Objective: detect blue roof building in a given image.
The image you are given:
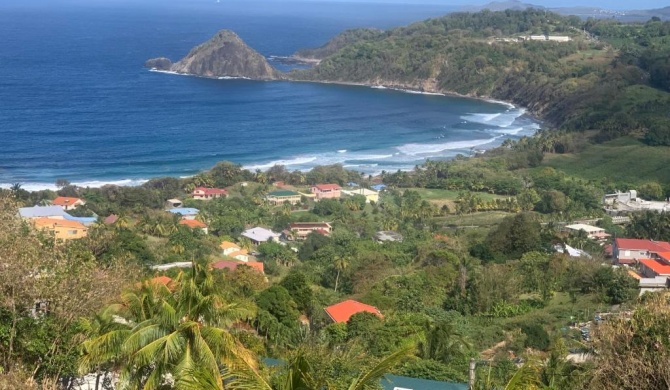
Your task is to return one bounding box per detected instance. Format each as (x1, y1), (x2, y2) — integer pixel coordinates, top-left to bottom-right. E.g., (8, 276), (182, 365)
(168, 208), (199, 216)
(19, 206), (69, 219)
(381, 375), (467, 390)
(371, 184), (387, 191)
(64, 214), (98, 226)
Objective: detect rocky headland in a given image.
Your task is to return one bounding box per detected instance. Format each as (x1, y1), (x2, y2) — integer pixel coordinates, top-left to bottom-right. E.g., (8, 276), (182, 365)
(145, 30), (283, 80)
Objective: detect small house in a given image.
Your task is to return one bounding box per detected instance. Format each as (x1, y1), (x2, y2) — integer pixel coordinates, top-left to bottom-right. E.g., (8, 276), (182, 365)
(266, 190), (302, 205)
(371, 184), (387, 191)
(288, 222), (333, 240)
(311, 184), (341, 200)
(33, 218), (88, 241)
(241, 227), (281, 245)
(52, 196), (86, 210)
(178, 219), (208, 234)
(192, 187), (227, 200)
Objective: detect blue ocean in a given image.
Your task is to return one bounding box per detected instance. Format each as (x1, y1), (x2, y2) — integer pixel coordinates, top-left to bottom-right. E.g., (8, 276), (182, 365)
(0, 0), (540, 190)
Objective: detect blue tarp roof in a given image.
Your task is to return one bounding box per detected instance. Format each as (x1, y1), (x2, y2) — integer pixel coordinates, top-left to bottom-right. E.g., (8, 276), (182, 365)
(371, 184), (387, 190)
(168, 208), (199, 215)
(381, 375), (468, 390)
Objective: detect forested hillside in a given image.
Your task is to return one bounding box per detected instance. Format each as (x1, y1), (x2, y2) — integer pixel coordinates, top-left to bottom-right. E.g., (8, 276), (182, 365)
(293, 10), (670, 146)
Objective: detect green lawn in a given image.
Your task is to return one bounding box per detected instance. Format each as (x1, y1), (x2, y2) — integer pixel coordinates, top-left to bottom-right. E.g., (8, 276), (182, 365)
(434, 211), (513, 228)
(542, 137), (670, 184)
(411, 188), (505, 201)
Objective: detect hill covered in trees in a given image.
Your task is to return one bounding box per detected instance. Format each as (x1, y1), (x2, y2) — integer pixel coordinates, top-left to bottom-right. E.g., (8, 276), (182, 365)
(292, 9), (670, 147)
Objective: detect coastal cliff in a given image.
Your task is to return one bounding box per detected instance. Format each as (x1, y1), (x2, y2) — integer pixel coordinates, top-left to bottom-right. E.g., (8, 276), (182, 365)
(146, 30), (282, 80)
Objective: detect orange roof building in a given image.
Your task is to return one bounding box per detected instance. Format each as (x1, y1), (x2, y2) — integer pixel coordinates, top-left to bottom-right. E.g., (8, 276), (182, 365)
(52, 196), (86, 210)
(640, 258), (670, 277)
(33, 218), (88, 241)
(179, 219), (207, 229)
(324, 299), (383, 323)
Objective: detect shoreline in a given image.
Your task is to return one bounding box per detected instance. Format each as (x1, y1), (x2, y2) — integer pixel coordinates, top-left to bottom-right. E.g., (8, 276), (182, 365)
(2, 71), (541, 191)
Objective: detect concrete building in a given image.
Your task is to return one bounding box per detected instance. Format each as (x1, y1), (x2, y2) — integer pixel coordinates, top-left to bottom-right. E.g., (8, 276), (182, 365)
(614, 238), (670, 265)
(342, 188), (379, 203)
(241, 227), (281, 245)
(192, 187), (227, 200)
(287, 222), (332, 240)
(266, 190), (302, 205)
(52, 196), (86, 210)
(311, 184), (341, 200)
(33, 218), (88, 241)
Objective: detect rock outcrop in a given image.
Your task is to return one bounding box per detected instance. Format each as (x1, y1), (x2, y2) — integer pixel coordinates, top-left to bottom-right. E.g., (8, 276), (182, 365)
(146, 30), (282, 80)
(144, 57), (172, 71)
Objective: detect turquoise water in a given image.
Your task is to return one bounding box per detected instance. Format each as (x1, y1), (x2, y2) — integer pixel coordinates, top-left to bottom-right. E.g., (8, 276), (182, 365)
(0, 0), (539, 190)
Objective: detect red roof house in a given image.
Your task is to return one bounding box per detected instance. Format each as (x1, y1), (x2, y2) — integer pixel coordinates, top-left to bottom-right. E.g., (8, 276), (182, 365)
(324, 299), (383, 323)
(179, 219), (208, 232)
(614, 238), (670, 265)
(52, 196), (86, 210)
(192, 187), (228, 200)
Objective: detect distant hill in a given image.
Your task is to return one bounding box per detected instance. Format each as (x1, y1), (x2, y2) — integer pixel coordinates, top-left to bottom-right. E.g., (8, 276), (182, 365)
(462, 1), (667, 20)
(462, 0), (544, 12)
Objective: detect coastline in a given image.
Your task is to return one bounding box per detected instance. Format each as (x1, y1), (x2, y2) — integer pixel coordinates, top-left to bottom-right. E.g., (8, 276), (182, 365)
(1, 71), (541, 191)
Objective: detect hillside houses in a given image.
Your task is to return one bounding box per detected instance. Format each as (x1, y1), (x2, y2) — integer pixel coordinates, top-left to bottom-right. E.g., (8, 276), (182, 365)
(19, 205), (95, 241)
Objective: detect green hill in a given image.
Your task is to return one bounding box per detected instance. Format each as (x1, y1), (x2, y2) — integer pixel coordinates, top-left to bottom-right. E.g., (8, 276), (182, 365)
(292, 10), (670, 147)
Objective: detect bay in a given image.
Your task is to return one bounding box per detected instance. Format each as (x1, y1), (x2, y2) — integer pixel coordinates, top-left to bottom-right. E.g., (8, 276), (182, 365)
(0, 0), (539, 190)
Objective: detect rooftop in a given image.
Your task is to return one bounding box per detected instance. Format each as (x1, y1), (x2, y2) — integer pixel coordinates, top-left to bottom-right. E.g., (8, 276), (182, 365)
(179, 219), (207, 228)
(565, 223), (604, 234)
(220, 241), (240, 250)
(33, 218), (87, 230)
(313, 184), (341, 191)
(324, 299), (383, 323)
(52, 196), (83, 206)
(268, 190), (300, 197)
(193, 187), (227, 195)
(640, 258), (670, 276)
(168, 208), (199, 215)
(289, 222), (332, 229)
(19, 205), (69, 219)
(616, 238), (670, 253)
(242, 227), (280, 242)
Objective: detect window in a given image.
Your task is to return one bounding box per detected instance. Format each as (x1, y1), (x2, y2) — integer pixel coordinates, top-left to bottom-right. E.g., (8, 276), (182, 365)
(67, 230), (77, 235)
(624, 251), (630, 257)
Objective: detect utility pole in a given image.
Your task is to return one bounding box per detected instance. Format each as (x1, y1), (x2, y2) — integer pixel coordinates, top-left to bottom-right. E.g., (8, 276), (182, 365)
(469, 358), (476, 390)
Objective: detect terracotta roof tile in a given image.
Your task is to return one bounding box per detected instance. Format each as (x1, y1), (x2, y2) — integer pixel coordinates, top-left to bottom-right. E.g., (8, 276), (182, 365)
(52, 196), (83, 206)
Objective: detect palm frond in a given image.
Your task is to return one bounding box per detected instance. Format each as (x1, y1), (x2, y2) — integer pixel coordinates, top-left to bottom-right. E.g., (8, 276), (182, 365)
(347, 345), (413, 390)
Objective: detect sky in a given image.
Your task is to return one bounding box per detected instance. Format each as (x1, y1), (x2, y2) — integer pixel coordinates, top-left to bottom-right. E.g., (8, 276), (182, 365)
(312, 0), (667, 10)
(3, 0), (666, 11)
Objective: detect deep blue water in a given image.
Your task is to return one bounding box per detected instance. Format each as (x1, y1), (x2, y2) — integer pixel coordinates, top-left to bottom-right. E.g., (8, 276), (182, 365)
(0, 0), (539, 190)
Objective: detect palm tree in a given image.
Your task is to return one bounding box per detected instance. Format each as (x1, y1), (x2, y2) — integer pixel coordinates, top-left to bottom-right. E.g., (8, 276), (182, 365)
(333, 256), (350, 293)
(418, 320), (471, 364)
(274, 345), (412, 390)
(79, 263), (265, 390)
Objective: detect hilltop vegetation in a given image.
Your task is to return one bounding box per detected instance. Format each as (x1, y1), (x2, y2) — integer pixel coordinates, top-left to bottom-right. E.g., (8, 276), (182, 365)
(292, 10), (670, 147)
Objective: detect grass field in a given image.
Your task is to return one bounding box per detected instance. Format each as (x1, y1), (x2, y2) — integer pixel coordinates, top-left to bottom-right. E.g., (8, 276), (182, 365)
(410, 188), (509, 210)
(434, 211), (513, 228)
(542, 137), (670, 184)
